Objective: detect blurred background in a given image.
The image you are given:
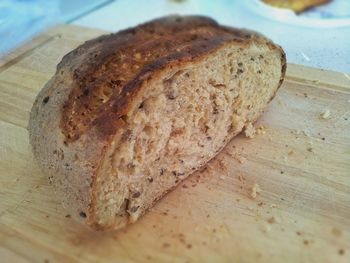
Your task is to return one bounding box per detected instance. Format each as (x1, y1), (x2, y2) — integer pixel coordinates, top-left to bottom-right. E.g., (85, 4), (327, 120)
(1, 0), (350, 72)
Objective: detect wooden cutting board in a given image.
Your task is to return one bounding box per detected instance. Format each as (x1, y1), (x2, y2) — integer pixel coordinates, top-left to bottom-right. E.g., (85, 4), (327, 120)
(0, 24), (349, 263)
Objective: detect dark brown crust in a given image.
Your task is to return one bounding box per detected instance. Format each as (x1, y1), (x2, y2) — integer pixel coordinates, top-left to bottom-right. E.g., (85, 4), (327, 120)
(59, 16), (274, 143)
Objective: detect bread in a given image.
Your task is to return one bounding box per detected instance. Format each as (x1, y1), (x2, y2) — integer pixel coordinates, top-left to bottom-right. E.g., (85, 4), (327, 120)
(262, 0), (331, 13)
(28, 15), (286, 230)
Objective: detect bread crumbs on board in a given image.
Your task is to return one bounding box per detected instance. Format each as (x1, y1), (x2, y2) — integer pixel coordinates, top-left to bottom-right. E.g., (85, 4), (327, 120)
(244, 123), (256, 138)
(244, 123), (266, 138)
(267, 216), (281, 224)
(228, 152), (245, 163)
(235, 154), (247, 164)
(320, 109), (331, 119)
(218, 159), (227, 171)
(256, 125), (266, 135)
(251, 183), (261, 198)
(223, 150), (246, 164)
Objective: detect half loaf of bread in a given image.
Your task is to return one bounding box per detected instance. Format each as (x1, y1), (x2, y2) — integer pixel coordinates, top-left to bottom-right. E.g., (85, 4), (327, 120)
(29, 15), (286, 230)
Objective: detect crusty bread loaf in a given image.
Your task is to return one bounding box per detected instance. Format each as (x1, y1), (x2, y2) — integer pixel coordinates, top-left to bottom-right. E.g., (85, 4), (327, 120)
(28, 15), (286, 230)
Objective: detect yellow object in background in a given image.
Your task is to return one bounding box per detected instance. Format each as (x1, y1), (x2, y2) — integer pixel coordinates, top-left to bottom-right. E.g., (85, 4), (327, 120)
(262, 0), (331, 13)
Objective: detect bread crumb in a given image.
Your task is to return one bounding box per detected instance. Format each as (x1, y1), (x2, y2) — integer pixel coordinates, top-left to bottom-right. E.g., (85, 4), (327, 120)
(302, 130), (310, 137)
(270, 204), (277, 208)
(332, 227), (342, 237)
(320, 109), (331, 119)
(244, 123), (266, 138)
(225, 150), (246, 164)
(234, 153), (246, 164)
(267, 216), (280, 224)
(251, 183), (261, 199)
(218, 159), (226, 170)
(256, 125), (266, 135)
(292, 129), (301, 135)
(219, 175), (225, 180)
(244, 123), (256, 138)
(261, 223), (271, 233)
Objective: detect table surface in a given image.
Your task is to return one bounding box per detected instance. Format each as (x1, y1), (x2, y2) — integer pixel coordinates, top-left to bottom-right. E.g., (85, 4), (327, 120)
(72, 0), (350, 73)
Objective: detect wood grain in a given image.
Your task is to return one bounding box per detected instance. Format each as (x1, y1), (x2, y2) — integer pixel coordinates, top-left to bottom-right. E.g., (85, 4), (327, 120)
(0, 24), (349, 263)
